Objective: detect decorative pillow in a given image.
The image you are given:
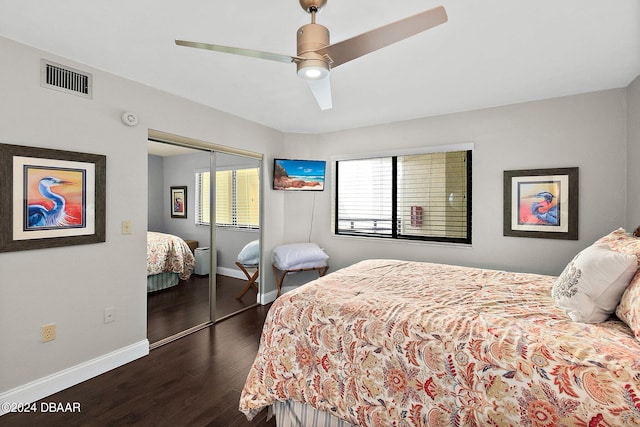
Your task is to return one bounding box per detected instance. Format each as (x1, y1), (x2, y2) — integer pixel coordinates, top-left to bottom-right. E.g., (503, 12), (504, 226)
(272, 243), (329, 271)
(594, 228), (640, 261)
(551, 243), (638, 323)
(237, 240), (260, 266)
(616, 271), (640, 339)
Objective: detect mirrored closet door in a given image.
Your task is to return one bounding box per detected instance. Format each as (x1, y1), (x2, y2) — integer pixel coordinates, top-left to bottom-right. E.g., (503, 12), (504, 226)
(146, 135), (261, 347)
(213, 152), (261, 321)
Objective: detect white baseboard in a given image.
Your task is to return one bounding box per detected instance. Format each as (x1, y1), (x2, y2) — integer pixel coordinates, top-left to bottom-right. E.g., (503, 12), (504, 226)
(0, 339), (149, 416)
(217, 266), (246, 280)
(261, 290), (278, 305)
(218, 266), (277, 304)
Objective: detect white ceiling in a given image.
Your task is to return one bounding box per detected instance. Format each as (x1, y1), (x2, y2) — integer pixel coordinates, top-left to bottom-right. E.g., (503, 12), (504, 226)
(1, 0), (638, 134)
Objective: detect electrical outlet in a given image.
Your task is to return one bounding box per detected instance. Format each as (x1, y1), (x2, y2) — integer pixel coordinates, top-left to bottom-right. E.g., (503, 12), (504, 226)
(104, 307), (115, 324)
(41, 323), (56, 342)
(121, 220), (132, 235)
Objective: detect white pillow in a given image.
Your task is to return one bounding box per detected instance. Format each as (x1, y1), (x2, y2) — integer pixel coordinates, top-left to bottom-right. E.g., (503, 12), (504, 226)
(272, 243), (329, 270)
(237, 240), (260, 266)
(551, 243), (638, 323)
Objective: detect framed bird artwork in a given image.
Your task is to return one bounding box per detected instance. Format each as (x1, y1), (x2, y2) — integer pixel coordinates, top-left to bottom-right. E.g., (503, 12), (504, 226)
(0, 143), (106, 252)
(503, 167), (579, 240)
(170, 186), (187, 219)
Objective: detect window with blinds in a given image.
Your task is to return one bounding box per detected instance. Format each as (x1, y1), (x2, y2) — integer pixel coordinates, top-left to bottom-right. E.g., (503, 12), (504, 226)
(195, 170), (211, 226)
(215, 170), (232, 225)
(195, 168), (260, 229)
(235, 168), (260, 227)
(336, 149), (471, 243)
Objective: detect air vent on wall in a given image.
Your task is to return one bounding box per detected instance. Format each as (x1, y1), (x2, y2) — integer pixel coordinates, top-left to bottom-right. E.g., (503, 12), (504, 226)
(40, 59), (92, 98)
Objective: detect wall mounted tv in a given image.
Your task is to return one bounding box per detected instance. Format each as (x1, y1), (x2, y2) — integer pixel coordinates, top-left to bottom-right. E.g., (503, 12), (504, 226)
(273, 158), (326, 191)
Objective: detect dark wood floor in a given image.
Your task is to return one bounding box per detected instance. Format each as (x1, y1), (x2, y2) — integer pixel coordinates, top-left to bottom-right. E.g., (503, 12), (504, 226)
(2, 304), (277, 426)
(214, 274), (260, 319)
(148, 274), (259, 344)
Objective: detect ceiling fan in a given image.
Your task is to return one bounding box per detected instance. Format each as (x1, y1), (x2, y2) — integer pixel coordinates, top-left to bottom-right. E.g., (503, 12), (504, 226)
(175, 0), (447, 110)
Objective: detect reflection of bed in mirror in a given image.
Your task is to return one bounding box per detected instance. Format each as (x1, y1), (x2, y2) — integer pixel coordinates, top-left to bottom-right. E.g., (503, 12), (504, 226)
(146, 231), (195, 292)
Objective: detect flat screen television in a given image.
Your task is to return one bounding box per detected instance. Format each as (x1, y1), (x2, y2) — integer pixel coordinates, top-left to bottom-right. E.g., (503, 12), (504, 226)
(273, 158), (326, 191)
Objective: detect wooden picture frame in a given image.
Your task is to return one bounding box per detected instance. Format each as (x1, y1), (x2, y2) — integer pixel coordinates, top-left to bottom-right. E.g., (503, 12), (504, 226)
(0, 143), (106, 252)
(170, 186), (187, 219)
(503, 167), (578, 240)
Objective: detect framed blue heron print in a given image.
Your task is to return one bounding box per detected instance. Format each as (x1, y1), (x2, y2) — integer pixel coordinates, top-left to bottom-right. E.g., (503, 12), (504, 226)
(503, 167), (578, 240)
(0, 143), (106, 252)
(24, 167), (87, 230)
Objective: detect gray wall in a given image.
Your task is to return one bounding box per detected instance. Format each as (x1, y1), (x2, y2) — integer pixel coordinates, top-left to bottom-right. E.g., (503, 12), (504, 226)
(282, 89), (630, 276)
(160, 150), (211, 244)
(627, 75), (640, 227)
(147, 154), (164, 232)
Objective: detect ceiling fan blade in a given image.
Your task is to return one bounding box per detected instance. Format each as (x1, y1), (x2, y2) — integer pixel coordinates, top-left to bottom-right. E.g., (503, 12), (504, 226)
(175, 40), (296, 64)
(317, 6), (447, 68)
(306, 76), (332, 110)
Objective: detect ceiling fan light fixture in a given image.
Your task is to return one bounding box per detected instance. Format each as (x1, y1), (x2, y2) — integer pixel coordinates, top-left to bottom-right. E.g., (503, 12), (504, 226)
(296, 23), (331, 81)
(297, 62), (329, 80)
(303, 67), (323, 79)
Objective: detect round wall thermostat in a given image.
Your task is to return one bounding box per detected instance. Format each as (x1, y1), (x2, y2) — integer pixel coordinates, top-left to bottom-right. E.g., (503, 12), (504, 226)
(121, 112), (139, 126)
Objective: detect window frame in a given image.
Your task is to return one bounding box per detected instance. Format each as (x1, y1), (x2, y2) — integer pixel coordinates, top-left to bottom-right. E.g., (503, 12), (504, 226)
(332, 143), (473, 245)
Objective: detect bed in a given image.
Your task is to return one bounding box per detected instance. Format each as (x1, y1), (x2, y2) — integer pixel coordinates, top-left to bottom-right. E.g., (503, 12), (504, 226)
(240, 228), (640, 426)
(147, 231), (196, 292)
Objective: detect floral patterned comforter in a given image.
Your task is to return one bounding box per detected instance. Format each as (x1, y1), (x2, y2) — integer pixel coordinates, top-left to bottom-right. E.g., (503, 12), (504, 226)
(240, 259), (640, 426)
(146, 232), (195, 280)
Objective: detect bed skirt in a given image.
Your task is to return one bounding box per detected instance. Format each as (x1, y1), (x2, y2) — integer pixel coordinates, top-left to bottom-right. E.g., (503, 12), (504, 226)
(273, 401), (356, 427)
(147, 272), (179, 292)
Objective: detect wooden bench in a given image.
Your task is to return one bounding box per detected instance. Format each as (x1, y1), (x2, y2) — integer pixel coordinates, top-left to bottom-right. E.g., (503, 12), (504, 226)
(272, 264), (329, 297)
(235, 262), (259, 299)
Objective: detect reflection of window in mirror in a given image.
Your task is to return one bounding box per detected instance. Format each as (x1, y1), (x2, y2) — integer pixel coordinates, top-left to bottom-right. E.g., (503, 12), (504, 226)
(195, 168), (260, 229)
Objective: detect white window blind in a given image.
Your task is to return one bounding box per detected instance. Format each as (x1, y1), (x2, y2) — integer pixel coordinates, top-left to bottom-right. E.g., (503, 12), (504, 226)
(336, 157), (393, 235)
(215, 170), (232, 226)
(336, 149), (471, 243)
(196, 168), (259, 229)
(195, 170), (210, 226)
(235, 168), (260, 227)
